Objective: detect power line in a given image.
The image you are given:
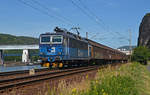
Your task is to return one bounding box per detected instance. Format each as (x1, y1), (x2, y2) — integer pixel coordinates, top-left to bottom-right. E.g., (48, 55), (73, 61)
(31, 0), (74, 26)
(18, 0), (122, 45)
(77, 0), (108, 30)
(69, 0), (127, 47)
(68, 0), (105, 38)
(69, 0), (110, 32)
(68, 0), (117, 40)
(68, 0), (101, 26)
(78, 0), (127, 41)
(18, 0), (73, 26)
(19, 0), (99, 39)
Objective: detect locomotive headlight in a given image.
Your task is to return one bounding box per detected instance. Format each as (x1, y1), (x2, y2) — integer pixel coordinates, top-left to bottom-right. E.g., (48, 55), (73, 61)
(58, 52), (61, 55)
(40, 52), (44, 55)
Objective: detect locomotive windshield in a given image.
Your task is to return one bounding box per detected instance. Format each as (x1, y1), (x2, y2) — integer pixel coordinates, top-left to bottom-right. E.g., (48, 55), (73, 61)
(41, 36), (50, 43)
(40, 35), (63, 44)
(52, 36), (62, 43)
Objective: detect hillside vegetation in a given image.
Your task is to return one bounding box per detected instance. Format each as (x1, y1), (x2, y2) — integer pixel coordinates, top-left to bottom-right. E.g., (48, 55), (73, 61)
(0, 33), (38, 45)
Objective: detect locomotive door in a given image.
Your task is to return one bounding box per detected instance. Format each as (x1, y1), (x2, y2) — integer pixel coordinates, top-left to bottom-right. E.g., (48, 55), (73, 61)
(64, 37), (69, 55)
(88, 45), (93, 58)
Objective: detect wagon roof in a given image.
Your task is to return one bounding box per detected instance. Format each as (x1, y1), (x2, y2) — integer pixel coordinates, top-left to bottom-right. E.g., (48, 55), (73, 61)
(86, 38), (125, 54)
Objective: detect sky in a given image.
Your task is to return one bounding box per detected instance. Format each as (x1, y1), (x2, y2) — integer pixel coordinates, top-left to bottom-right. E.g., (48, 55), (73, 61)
(0, 0), (150, 48)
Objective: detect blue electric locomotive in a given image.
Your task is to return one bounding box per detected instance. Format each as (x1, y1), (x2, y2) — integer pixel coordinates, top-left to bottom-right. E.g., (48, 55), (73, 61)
(39, 27), (91, 68)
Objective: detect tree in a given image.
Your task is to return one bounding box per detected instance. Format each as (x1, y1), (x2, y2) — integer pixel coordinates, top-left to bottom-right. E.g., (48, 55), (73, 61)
(132, 46), (150, 65)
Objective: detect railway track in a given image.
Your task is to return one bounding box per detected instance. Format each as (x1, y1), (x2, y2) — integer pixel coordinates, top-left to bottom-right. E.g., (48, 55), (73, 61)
(0, 68), (60, 80)
(0, 68), (49, 76)
(0, 66), (99, 93)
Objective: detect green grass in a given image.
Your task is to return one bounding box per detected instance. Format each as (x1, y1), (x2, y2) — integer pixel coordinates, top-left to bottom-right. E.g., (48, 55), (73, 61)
(44, 63), (150, 95)
(86, 75), (138, 95)
(84, 63), (150, 95)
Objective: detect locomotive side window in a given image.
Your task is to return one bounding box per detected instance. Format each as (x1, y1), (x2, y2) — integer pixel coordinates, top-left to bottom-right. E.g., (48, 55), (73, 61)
(89, 47), (91, 57)
(41, 36), (50, 43)
(52, 36), (63, 44)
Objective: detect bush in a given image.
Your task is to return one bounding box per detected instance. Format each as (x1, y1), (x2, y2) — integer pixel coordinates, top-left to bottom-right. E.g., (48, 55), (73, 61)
(86, 75), (138, 95)
(132, 46), (150, 65)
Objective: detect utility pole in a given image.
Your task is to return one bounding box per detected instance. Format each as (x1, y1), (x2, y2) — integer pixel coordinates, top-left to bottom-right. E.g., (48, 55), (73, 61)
(129, 29), (132, 61)
(86, 32), (88, 39)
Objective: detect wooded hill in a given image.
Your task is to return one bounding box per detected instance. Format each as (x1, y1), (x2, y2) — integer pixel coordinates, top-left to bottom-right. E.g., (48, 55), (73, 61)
(0, 33), (38, 45)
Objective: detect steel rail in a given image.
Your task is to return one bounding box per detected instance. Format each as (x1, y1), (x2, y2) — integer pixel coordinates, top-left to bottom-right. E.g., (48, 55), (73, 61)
(0, 68), (50, 76)
(0, 66), (98, 92)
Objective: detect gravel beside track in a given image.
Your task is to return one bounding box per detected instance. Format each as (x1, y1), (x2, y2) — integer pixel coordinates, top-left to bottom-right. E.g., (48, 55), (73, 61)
(0, 68), (49, 76)
(0, 66), (99, 93)
(0, 68), (58, 80)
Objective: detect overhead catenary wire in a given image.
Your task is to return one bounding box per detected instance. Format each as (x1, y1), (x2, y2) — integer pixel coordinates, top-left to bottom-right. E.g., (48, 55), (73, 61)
(69, 0), (111, 33)
(77, 0), (108, 30)
(18, 0), (92, 36)
(18, 0), (73, 26)
(30, 0), (101, 38)
(18, 0), (122, 45)
(31, 0), (75, 26)
(77, 0), (128, 43)
(68, 0), (118, 40)
(68, 0), (103, 27)
(67, 0), (104, 38)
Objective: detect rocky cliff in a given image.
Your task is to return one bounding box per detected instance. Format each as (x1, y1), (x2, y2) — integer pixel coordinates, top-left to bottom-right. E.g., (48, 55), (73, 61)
(138, 13), (150, 48)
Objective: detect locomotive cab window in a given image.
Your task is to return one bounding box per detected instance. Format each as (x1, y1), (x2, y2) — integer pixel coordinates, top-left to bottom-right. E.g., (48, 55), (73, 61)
(40, 36), (51, 43)
(52, 36), (63, 44)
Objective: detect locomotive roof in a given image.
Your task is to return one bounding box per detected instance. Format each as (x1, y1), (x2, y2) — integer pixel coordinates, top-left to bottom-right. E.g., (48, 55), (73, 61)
(40, 30), (88, 43)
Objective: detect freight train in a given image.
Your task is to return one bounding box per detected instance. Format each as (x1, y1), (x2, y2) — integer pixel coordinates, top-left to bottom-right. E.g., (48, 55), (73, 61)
(39, 27), (128, 68)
